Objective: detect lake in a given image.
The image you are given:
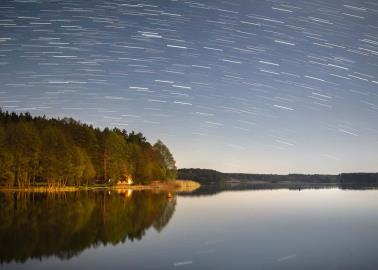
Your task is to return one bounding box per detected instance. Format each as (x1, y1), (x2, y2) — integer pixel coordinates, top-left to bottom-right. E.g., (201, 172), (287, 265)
(1, 188), (378, 269)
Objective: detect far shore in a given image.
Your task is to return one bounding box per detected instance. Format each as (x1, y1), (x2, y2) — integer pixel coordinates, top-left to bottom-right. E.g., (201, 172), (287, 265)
(0, 180), (201, 193)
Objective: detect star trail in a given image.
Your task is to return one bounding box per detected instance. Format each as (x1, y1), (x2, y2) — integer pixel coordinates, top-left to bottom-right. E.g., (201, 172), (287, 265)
(0, 0), (377, 173)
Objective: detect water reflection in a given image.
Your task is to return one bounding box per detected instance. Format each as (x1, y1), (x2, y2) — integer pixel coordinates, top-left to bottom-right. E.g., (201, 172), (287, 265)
(0, 190), (176, 263)
(181, 182), (378, 196)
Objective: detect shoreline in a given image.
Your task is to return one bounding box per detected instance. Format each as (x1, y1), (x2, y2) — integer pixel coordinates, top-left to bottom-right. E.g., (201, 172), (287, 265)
(0, 180), (201, 193)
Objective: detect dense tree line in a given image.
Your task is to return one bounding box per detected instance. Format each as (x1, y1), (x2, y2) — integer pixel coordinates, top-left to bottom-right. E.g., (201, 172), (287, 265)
(179, 169), (378, 196)
(339, 173), (378, 189)
(0, 109), (177, 187)
(178, 168), (378, 186)
(178, 168), (227, 185)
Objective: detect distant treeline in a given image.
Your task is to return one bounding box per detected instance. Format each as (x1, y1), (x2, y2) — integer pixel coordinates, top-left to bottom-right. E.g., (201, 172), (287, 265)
(178, 168), (378, 186)
(0, 110), (177, 188)
(178, 169), (227, 184)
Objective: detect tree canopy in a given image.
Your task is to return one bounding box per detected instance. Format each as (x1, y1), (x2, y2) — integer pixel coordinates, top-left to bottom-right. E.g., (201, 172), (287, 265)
(0, 109), (177, 187)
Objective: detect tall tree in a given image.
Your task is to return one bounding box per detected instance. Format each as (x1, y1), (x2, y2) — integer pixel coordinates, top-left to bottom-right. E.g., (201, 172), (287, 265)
(7, 122), (41, 187)
(103, 130), (132, 184)
(153, 140), (177, 180)
(0, 126), (14, 187)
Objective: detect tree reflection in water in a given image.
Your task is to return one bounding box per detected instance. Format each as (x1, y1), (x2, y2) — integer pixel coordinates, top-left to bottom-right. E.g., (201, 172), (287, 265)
(0, 190), (176, 263)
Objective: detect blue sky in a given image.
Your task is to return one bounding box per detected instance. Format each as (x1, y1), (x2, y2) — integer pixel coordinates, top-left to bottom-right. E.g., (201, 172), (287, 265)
(0, 0), (377, 173)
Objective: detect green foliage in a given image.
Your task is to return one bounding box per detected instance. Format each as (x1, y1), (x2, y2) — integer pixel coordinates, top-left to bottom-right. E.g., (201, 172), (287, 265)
(153, 140), (177, 180)
(0, 110), (176, 187)
(0, 127), (14, 186)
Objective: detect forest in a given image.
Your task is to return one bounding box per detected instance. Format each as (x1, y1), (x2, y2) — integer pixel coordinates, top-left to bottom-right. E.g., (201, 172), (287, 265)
(178, 169), (378, 187)
(0, 109), (177, 188)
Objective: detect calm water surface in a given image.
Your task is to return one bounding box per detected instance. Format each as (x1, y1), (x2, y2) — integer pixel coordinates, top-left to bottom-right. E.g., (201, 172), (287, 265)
(1, 188), (378, 270)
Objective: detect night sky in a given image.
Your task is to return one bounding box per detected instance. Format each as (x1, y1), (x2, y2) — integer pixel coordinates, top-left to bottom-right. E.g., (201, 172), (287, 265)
(1, 0), (377, 174)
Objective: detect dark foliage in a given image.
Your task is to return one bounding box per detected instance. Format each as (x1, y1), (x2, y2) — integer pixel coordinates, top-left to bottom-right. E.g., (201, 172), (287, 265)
(178, 168), (378, 186)
(339, 173), (378, 188)
(177, 168), (227, 185)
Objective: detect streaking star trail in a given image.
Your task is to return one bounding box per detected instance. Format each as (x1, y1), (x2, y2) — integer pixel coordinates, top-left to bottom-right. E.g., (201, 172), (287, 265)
(0, 0), (377, 173)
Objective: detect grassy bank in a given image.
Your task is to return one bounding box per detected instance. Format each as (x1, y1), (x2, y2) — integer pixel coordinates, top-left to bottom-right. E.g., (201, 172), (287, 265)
(112, 180), (200, 192)
(173, 180), (201, 192)
(0, 180), (201, 193)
